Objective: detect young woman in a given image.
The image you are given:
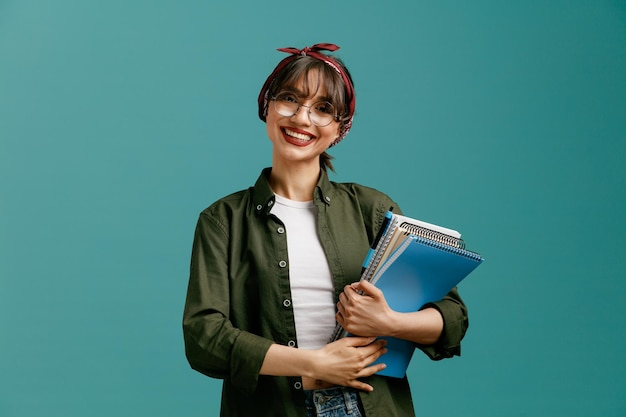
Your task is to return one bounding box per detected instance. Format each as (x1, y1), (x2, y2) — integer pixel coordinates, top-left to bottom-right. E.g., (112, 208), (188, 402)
(183, 43), (468, 417)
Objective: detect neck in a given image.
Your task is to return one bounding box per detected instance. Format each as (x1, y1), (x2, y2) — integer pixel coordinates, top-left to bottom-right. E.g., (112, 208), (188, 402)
(269, 161), (321, 201)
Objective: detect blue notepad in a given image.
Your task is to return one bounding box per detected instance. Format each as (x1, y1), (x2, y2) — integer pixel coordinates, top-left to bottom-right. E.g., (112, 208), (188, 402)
(370, 234), (483, 377)
(329, 212), (484, 378)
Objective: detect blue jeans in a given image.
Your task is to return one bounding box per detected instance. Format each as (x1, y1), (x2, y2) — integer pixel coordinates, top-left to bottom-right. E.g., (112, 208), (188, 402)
(304, 387), (365, 417)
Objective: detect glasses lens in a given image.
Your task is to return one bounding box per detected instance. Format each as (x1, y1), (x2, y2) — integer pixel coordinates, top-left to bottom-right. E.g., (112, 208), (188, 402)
(310, 102), (335, 127)
(273, 93), (299, 117)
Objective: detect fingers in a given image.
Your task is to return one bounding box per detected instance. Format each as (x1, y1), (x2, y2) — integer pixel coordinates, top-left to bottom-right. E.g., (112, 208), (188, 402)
(349, 380), (375, 392)
(338, 281), (381, 309)
(352, 280), (382, 298)
(338, 286), (354, 305)
(340, 283), (361, 302)
(323, 337), (388, 392)
(346, 349), (388, 393)
(335, 292), (350, 328)
(336, 284), (360, 323)
(363, 339), (388, 364)
(342, 337), (388, 364)
(341, 336), (377, 347)
(334, 336), (387, 364)
(360, 362), (387, 379)
(334, 299), (359, 333)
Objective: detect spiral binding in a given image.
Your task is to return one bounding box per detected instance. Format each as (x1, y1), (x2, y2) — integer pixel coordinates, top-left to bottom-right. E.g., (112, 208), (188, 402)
(360, 218), (401, 283)
(408, 234), (483, 262)
(399, 222), (466, 249)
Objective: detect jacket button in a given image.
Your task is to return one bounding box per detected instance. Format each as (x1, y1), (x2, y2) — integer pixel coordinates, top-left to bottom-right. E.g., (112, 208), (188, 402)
(256, 204), (262, 211)
(277, 227), (285, 234)
(283, 299), (291, 308)
(288, 340), (296, 347)
(294, 381), (302, 390)
(278, 260), (287, 268)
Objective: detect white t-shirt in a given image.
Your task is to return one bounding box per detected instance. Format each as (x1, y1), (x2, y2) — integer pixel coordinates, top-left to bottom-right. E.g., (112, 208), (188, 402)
(270, 194), (336, 350)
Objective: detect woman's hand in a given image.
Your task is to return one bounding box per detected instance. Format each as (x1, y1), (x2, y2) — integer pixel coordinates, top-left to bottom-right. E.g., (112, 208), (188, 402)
(336, 280), (396, 337)
(310, 336), (387, 392)
(260, 335), (387, 392)
(336, 280), (445, 346)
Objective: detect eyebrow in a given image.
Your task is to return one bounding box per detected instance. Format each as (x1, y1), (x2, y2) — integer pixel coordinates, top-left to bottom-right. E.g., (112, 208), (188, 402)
(281, 86), (332, 103)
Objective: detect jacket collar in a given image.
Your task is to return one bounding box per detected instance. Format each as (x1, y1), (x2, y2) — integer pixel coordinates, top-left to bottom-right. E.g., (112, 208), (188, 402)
(252, 167), (334, 216)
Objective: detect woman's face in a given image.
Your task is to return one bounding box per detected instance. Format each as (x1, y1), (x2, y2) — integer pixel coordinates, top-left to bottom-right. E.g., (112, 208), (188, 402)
(266, 71), (341, 168)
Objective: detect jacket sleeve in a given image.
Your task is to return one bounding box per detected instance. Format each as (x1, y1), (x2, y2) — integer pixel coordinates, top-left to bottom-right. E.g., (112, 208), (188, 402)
(182, 211), (274, 394)
(417, 287), (468, 360)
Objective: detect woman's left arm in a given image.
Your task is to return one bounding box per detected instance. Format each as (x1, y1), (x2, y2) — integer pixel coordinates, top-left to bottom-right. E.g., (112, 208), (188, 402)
(336, 280), (468, 357)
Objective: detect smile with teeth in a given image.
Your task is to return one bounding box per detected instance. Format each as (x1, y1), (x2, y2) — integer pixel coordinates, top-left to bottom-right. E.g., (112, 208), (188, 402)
(283, 128), (315, 143)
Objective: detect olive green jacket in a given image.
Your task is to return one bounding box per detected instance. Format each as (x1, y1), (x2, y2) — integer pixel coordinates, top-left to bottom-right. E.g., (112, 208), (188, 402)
(183, 168), (468, 416)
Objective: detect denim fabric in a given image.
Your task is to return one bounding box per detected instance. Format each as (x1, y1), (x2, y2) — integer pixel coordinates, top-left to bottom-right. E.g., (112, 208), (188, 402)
(305, 387), (364, 417)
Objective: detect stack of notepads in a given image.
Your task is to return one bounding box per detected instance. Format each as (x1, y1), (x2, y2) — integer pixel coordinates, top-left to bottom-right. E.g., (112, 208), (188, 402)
(329, 210), (484, 378)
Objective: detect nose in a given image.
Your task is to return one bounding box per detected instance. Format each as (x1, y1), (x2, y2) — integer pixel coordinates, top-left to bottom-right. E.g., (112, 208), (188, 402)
(291, 104), (312, 125)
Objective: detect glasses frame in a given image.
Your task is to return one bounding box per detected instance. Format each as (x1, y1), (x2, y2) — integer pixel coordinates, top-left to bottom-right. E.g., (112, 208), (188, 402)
(271, 93), (340, 127)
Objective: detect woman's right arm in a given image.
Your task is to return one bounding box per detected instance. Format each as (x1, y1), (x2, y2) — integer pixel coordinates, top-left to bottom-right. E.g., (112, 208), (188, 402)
(183, 211), (275, 391)
(260, 337), (388, 392)
(184, 211), (388, 393)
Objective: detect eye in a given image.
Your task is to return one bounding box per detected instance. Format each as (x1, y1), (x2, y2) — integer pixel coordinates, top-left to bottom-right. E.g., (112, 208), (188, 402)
(314, 101), (334, 115)
(277, 93), (298, 104)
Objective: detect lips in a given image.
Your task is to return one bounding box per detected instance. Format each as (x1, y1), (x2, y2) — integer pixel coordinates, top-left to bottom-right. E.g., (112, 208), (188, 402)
(281, 127), (316, 146)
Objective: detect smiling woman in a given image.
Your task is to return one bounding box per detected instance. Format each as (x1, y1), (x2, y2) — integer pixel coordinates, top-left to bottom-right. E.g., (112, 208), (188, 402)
(264, 71), (343, 180)
(182, 43), (468, 417)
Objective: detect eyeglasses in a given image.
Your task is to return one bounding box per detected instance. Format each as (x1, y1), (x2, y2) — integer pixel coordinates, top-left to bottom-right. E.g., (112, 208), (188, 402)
(271, 92), (338, 127)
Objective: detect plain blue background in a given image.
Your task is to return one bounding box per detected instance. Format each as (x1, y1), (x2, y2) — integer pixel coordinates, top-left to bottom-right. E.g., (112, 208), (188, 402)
(1, 1), (625, 416)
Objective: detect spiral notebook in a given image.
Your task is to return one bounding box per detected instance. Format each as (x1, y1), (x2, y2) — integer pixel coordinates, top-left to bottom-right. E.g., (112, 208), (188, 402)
(330, 210), (484, 378)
